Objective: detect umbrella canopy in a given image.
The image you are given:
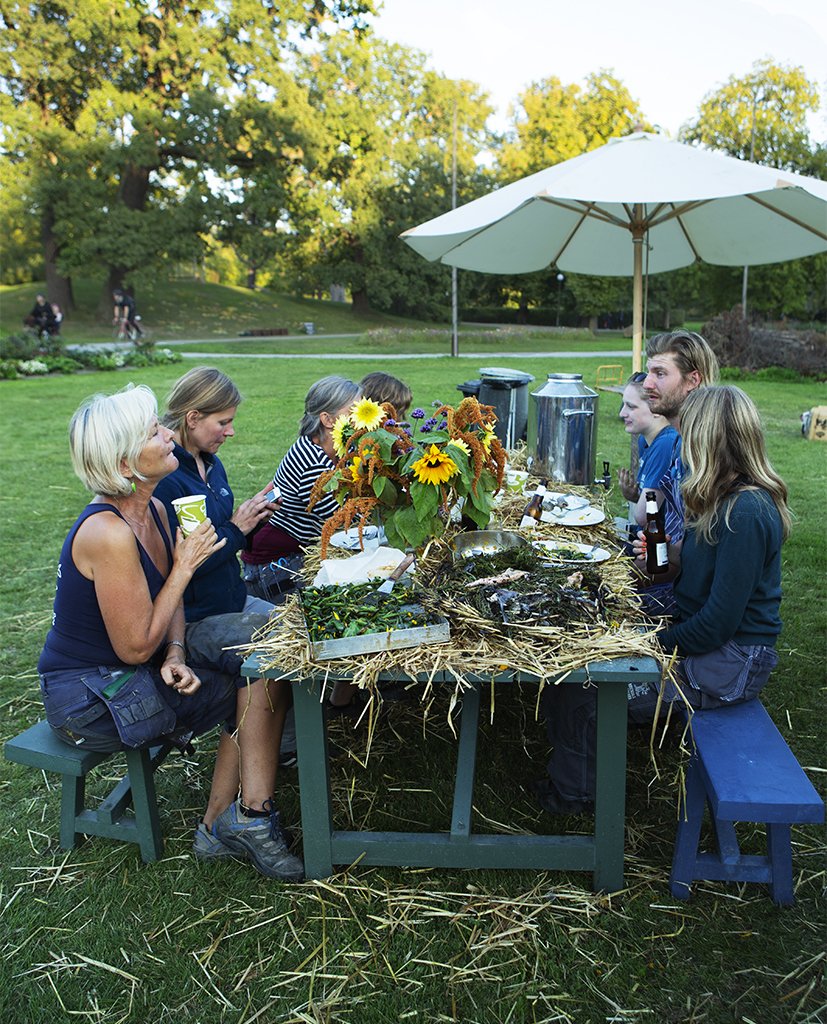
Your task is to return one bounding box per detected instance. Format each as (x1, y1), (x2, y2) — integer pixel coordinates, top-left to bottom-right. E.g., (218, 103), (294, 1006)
(401, 132), (827, 367)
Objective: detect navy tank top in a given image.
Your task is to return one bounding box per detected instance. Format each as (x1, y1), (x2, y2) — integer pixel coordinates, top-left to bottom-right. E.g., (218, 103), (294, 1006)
(38, 502), (173, 673)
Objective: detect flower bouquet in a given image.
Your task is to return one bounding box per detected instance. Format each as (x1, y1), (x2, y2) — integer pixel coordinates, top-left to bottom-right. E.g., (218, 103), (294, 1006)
(309, 397), (506, 554)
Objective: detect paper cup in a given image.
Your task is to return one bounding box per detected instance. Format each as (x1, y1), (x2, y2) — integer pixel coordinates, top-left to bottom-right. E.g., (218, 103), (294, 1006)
(171, 494), (207, 536)
(506, 470), (528, 493)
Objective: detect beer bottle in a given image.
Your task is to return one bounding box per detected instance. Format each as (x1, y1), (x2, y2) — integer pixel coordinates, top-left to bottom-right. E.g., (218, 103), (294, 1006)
(520, 479), (547, 529)
(644, 490), (669, 575)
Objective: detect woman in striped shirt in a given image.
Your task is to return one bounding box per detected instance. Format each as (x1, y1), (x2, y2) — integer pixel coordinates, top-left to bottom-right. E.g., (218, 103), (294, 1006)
(243, 376), (360, 567)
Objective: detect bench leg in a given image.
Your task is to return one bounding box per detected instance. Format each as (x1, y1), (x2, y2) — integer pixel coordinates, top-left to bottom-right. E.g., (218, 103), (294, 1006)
(60, 774), (85, 850)
(767, 824), (794, 905)
(124, 748), (164, 863)
(670, 757), (706, 899)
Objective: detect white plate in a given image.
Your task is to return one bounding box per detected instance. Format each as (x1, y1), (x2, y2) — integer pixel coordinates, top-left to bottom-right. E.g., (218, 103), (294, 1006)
(329, 525), (386, 550)
(544, 491), (590, 512)
(533, 539), (611, 563)
(551, 506), (606, 527)
(522, 488), (589, 512)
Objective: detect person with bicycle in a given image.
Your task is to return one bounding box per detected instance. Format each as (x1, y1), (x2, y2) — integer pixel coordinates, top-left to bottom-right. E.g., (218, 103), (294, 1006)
(113, 289), (144, 340)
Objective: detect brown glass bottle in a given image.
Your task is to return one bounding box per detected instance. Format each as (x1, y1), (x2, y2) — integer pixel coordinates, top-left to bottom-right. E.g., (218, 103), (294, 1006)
(644, 490), (669, 574)
(520, 479), (547, 528)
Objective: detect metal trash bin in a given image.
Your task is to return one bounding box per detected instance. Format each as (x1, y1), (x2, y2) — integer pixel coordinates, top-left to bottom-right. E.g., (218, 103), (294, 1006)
(478, 367), (535, 449)
(456, 379), (482, 399)
(527, 373), (598, 485)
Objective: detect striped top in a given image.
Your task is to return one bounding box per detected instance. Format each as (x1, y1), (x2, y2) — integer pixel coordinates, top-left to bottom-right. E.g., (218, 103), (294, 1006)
(269, 435), (338, 546)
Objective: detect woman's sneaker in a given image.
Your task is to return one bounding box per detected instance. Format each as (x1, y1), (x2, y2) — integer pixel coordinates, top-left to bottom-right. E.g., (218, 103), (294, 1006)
(214, 799), (303, 881)
(192, 820), (237, 860)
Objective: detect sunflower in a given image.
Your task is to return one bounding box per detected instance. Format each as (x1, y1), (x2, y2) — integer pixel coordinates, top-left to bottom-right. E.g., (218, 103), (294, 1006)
(447, 437), (471, 456)
(331, 415), (352, 458)
(349, 456), (362, 480)
(411, 444), (459, 486)
(350, 398), (385, 432)
(480, 423), (497, 452)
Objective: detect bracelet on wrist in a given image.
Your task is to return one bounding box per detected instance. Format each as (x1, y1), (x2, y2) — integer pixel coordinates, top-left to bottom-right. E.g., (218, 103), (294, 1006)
(166, 639), (186, 656)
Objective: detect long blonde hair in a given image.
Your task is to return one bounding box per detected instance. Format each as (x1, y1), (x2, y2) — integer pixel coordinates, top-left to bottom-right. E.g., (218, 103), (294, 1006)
(680, 385), (790, 544)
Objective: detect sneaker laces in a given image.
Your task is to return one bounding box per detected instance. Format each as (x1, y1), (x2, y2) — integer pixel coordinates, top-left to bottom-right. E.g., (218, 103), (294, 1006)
(261, 798), (282, 842)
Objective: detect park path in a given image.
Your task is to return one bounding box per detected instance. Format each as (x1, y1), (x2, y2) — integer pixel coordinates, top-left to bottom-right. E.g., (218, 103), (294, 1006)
(172, 349), (631, 360)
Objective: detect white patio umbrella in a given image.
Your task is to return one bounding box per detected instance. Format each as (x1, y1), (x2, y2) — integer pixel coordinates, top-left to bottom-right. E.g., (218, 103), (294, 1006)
(401, 132), (827, 369)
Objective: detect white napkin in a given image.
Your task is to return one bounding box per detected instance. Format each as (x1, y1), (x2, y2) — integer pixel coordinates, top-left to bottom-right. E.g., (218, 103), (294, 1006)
(312, 546), (410, 587)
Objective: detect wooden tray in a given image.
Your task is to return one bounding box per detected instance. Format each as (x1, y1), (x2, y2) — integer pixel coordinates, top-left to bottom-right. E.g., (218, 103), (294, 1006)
(303, 615), (450, 661)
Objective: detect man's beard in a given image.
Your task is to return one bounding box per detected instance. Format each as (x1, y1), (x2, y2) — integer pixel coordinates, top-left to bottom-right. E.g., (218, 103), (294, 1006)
(648, 389), (684, 420)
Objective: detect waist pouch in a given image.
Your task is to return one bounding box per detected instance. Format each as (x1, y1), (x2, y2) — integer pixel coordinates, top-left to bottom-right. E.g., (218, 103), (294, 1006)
(683, 639), (778, 708)
(81, 665), (177, 749)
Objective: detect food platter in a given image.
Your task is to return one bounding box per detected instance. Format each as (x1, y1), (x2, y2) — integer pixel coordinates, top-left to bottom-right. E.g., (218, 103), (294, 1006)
(548, 506), (606, 528)
(521, 488), (590, 513)
(532, 539), (611, 564)
(329, 525), (386, 550)
(544, 491), (590, 512)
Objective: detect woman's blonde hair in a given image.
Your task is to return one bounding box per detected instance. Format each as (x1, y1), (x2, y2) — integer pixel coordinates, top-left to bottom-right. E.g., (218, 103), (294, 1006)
(69, 384), (158, 496)
(680, 385), (790, 544)
(162, 367), (242, 446)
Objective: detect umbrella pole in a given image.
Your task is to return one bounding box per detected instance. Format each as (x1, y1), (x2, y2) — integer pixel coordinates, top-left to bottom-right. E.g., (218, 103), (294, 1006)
(632, 219), (644, 372)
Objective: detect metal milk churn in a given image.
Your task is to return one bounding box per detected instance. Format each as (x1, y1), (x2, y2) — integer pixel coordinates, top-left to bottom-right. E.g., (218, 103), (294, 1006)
(526, 373), (598, 485)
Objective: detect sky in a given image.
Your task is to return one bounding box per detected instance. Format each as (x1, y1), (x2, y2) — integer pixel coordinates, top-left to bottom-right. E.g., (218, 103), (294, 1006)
(366, 0), (827, 142)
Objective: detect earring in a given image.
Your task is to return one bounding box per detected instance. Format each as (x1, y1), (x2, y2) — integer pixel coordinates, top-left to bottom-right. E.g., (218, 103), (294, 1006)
(131, 480), (137, 493)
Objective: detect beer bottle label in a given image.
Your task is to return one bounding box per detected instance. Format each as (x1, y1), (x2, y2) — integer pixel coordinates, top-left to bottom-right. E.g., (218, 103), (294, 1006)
(654, 542), (668, 568)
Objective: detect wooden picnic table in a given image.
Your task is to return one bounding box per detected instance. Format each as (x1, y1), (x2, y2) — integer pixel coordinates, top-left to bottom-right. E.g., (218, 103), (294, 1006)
(242, 649), (660, 892)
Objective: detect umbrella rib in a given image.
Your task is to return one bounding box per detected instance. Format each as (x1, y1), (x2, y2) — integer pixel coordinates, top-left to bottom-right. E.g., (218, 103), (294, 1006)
(745, 193), (827, 242)
(538, 195), (628, 229)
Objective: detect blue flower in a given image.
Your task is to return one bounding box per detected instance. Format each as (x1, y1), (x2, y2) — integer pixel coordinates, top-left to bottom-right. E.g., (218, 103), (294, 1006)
(431, 400), (443, 408)
(422, 417), (438, 430)
(385, 419), (396, 427)
(420, 424), (432, 433)
(411, 408), (425, 419)
(438, 419), (447, 430)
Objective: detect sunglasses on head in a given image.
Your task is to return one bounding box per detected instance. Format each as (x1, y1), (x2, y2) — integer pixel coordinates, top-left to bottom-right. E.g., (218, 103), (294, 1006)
(629, 372), (647, 383)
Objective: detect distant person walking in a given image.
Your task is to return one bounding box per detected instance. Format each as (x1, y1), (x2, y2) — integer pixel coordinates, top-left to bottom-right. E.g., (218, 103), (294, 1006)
(113, 289), (144, 339)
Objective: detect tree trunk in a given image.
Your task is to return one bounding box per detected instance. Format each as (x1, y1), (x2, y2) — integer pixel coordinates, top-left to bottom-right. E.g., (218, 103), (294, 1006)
(41, 207), (75, 311)
(351, 288), (371, 314)
(517, 293), (528, 324)
(589, 315), (598, 332)
(99, 163), (152, 316)
(246, 267), (257, 290)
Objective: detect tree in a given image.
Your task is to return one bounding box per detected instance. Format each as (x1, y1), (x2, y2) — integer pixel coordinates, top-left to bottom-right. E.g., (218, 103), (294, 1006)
(0, 0), (375, 308)
(680, 59), (821, 170)
(681, 60), (825, 321)
(498, 69), (650, 180)
(286, 32), (495, 316)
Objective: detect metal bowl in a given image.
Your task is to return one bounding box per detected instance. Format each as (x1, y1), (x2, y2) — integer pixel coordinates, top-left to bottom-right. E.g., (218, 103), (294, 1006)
(451, 529), (529, 561)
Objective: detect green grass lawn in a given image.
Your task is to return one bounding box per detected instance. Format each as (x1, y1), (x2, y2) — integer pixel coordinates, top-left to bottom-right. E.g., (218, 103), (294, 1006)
(1, 354), (825, 1024)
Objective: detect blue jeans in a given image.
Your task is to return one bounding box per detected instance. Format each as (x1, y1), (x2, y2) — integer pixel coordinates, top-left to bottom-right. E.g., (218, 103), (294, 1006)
(40, 663), (237, 753)
(542, 641), (778, 802)
(184, 595), (274, 675)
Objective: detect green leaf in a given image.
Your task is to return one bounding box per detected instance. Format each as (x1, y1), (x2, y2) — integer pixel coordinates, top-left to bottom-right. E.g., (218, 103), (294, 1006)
(411, 479), (438, 522)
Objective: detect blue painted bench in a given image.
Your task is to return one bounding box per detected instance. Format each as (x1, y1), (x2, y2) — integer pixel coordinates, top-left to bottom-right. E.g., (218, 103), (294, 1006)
(670, 699), (824, 905)
(4, 720), (172, 863)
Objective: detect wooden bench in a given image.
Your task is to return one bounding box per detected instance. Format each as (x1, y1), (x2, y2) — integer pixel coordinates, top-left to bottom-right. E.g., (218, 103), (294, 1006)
(670, 699), (824, 905)
(4, 720), (172, 863)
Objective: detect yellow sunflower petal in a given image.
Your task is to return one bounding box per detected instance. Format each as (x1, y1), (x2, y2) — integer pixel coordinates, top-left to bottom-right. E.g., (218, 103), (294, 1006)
(447, 437), (471, 456)
(331, 415), (351, 458)
(351, 398), (385, 432)
(411, 444), (459, 486)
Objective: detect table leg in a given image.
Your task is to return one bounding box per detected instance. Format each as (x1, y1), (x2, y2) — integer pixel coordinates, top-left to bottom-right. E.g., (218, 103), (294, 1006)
(450, 681), (480, 841)
(592, 679), (628, 892)
(292, 678), (334, 878)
